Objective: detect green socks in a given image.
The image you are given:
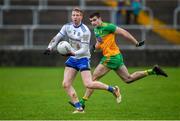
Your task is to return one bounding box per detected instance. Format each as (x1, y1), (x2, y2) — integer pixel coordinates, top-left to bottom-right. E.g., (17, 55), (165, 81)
(146, 69), (156, 75)
(80, 97), (87, 106)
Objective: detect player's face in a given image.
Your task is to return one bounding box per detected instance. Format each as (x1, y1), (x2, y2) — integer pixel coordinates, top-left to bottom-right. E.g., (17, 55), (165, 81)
(71, 11), (83, 26)
(89, 16), (102, 27)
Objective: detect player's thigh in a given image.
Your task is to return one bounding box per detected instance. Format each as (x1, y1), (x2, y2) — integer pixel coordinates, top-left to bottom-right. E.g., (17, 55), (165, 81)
(93, 64), (111, 81)
(63, 67), (77, 86)
(115, 65), (130, 80)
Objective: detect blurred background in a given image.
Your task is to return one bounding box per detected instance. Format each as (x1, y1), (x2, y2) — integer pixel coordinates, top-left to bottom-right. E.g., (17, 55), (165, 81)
(0, 0), (180, 67)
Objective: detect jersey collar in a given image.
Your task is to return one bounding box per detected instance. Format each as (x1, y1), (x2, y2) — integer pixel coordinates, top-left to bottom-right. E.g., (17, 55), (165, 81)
(73, 22), (82, 28)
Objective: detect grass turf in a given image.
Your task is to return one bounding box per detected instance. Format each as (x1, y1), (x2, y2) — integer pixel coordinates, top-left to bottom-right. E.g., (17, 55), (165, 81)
(0, 67), (180, 120)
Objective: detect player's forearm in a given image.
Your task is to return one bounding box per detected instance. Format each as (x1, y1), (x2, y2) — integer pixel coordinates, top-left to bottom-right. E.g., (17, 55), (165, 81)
(124, 32), (138, 45)
(116, 27), (138, 46)
(74, 44), (89, 55)
(48, 33), (63, 50)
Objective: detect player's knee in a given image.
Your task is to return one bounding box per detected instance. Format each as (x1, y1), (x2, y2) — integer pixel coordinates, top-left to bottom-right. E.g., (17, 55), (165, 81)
(84, 82), (94, 89)
(62, 81), (71, 89)
(122, 76), (133, 84)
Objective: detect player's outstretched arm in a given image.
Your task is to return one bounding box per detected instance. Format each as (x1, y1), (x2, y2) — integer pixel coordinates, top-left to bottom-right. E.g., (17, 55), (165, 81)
(48, 33), (63, 50)
(44, 32), (64, 55)
(115, 27), (140, 46)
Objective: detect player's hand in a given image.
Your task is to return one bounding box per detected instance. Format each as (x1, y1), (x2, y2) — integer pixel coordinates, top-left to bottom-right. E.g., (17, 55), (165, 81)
(61, 52), (75, 56)
(43, 49), (51, 55)
(136, 41), (145, 47)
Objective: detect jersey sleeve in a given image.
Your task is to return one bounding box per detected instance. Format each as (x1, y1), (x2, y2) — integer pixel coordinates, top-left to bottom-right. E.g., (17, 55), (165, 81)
(59, 25), (67, 36)
(47, 32), (63, 50)
(105, 23), (116, 33)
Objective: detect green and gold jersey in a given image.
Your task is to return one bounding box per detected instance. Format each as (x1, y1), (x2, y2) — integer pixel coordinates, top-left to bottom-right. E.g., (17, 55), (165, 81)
(94, 22), (120, 57)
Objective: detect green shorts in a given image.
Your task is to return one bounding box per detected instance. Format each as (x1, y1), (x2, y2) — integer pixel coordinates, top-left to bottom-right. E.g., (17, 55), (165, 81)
(100, 54), (124, 70)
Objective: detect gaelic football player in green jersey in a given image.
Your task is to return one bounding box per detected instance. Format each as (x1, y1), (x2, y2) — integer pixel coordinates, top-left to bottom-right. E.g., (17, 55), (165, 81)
(69, 12), (168, 109)
(79, 12), (167, 108)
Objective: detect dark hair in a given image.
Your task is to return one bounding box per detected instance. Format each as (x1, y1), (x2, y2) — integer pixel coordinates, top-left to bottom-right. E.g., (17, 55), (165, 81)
(72, 7), (84, 16)
(89, 12), (101, 18)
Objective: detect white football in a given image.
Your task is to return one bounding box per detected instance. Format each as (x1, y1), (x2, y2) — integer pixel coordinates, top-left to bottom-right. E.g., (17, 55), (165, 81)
(57, 41), (72, 55)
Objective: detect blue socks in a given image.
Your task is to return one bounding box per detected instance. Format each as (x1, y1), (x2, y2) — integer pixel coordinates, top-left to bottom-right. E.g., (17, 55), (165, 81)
(74, 102), (81, 109)
(108, 86), (114, 93)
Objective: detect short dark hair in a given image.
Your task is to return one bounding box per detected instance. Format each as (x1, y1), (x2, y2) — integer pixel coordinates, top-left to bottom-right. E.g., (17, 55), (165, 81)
(89, 12), (101, 19)
(72, 7), (84, 16)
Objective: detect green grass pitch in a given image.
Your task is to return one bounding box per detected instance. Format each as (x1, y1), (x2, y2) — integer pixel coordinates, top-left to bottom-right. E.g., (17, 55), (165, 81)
(0, 67), (180, 120)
